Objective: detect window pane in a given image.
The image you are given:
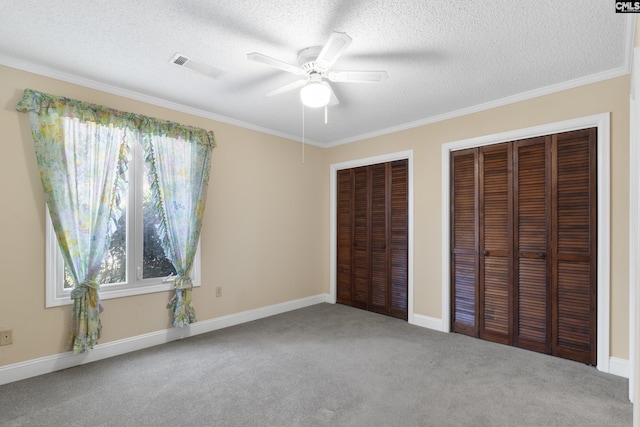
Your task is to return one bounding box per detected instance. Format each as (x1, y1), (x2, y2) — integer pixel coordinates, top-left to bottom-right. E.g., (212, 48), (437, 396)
(63, 204), (127, 288)
(143, 164), (177, 279)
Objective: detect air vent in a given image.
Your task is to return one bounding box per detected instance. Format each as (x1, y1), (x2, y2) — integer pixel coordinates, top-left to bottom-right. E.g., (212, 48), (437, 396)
(169, 53), (225, 79)
(172, 54), (190, 66)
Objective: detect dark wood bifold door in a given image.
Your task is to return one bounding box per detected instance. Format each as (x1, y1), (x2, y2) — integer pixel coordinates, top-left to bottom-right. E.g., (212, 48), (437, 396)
(337, 160), (408, 320)
(479, 142), (513, 345)
(450, 129), (596, 365)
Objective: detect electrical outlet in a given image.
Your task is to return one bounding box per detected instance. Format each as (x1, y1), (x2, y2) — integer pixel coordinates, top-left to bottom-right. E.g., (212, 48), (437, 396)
(0, 330), (12, 346)
(216, 286), (222, 297)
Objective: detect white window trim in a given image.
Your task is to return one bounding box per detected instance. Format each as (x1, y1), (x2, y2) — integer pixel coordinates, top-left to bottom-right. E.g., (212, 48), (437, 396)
(44, 140), (202, 308)
(45, 214), (201, 307)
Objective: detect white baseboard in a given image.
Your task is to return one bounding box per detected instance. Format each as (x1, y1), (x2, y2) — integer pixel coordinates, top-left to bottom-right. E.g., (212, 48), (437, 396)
(609, 357), (630, 379)
(411, 313), (445, 332)
(0, 293), (331, 386)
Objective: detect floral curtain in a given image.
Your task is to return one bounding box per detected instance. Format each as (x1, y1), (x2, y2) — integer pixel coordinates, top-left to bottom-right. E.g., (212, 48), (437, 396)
(141, 118), (214, 327)
(17, 88), (216, 350)
(16, 89), (131, 353)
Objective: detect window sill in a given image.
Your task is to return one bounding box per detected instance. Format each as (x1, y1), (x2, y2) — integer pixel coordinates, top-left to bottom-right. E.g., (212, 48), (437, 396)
(46, 279), (202, 308)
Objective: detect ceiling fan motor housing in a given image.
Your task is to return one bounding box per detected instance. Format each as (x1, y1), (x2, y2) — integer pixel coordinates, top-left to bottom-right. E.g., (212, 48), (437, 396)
(298, 46), (324, 74)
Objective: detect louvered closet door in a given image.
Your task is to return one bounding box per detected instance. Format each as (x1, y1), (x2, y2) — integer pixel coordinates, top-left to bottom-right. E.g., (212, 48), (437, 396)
(370, 163), (388, 314)
(552, 129), (596, 365)
(336, 169), (354, 306)
(389, 160), (409, 319)
(479, 143), (512, 344)
(336, 160), (408, 320)
(352, 166), (370, 309)
(451, 149), (478, 336)
(449, 129), (596, 365)
(513, 137), (551, 354)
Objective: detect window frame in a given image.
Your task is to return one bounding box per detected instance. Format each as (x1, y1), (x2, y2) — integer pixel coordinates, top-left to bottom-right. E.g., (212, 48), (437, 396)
(44, 138), (201, 308)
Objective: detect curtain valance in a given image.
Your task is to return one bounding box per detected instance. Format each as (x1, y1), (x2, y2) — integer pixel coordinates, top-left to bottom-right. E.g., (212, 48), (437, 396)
(16, 88), (216, 148)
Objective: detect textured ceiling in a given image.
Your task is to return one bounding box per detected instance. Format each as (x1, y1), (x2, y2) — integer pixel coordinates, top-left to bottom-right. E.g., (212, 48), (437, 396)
(0, 1), (633, 146)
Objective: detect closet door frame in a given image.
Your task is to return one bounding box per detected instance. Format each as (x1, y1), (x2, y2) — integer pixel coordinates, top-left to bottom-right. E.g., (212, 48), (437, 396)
(330, 150), (414, 323)
(441, 113), (611, 374)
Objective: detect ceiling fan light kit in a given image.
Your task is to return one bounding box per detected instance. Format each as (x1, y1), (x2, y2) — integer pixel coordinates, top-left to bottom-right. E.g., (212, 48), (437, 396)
(300, 75), (331, 108)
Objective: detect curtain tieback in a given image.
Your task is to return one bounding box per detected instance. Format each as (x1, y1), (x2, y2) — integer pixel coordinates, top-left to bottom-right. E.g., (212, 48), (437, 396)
(166, 276), (192, 309)
(173, 276), (193, 290)
(70, 281), (100, 299)
(70, 281), (104, 313)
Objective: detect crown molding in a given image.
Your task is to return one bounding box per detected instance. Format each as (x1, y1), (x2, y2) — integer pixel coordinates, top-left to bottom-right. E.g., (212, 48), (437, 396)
(3, 12), (634, 150)
(0, 54), (325, 147)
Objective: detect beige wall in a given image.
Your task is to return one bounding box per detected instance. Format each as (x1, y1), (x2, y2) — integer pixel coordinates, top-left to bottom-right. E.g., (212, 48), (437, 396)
(325, 76), (631, 360)
(0, 63), (632, 367)
(0, 65), (327, 365)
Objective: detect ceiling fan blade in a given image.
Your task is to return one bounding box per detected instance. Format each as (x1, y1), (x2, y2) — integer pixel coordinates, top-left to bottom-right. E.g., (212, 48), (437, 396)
(315, 32), (352, 70)
(265, 79), (307, 97)
(247, 52), (304, 75)
(327, 70), (388, 83)
(327, 83), (340, 106)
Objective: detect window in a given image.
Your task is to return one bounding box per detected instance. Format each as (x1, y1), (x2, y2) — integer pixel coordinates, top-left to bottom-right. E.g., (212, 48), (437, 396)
(45, 140), (201, 307)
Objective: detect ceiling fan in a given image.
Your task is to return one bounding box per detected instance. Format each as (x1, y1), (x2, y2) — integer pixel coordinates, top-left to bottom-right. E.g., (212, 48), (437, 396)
(247, 32), (388, 108)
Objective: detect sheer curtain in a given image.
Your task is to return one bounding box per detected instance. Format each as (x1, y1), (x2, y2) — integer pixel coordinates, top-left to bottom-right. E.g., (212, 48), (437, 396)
(17, 89), (132, 353)
(17, 88), (215, 350)
(141, 118), (214, 327)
